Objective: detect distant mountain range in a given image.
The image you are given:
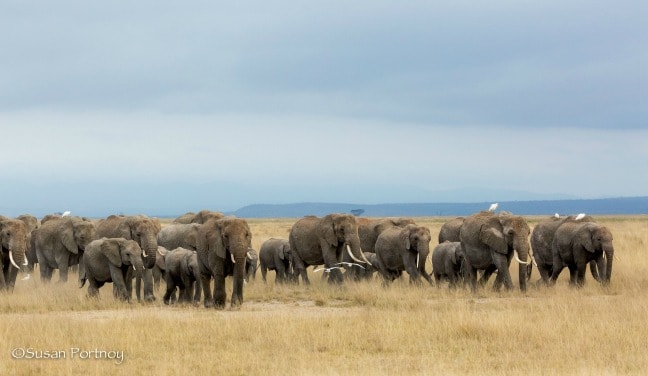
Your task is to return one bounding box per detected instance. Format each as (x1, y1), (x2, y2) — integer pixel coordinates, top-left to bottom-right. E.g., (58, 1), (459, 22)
(230, 196), (648, 218)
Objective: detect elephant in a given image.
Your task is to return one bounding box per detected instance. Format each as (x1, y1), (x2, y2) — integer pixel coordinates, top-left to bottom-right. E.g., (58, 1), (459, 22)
(15, 214), (38, 278)
(438, 217), (465, 243)
(357, 217), (416, 253)
(245, 248), (258, 282)
(95, 215), (161, 302)
(353, 252), (379, 281)
(197, 217), (252, 309)
(152, 246), (169, 291)
(158, 223), (201, 251)
(33, 216), (95, 284)
(375, 224), (434, 286)
(173, 210), (224, 224)
(431, 241), (465, 288)
(289, 214), (371, 285)
(459, 211), (531, 292)
(163, 247), (202, 305)
(531, 214), (601, 284)
(550, 221), (614, 287)
(81, 238), (145, 301)
(259, 238), (295, 284)
(0, 217), (29, 291)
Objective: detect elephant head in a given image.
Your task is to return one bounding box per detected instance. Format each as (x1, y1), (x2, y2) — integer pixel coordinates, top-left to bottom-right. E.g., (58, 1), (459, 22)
(125, 216), (161, 269)
(245, 248), (259, 282)
(0, 219), (29, 275)
(104, 239), (145, 277)
(480, 212), (531, 290)
(577, 223), (614, 284)
(400, 224), (432, 272)
(322, 213), (371, 266)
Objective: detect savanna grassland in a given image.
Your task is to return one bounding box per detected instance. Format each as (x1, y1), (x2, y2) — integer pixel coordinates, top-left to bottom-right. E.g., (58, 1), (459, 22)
(1, 216), (647, 375)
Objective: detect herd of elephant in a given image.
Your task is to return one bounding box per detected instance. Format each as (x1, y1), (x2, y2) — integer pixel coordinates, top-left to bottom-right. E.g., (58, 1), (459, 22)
(0, 207), (614, 309)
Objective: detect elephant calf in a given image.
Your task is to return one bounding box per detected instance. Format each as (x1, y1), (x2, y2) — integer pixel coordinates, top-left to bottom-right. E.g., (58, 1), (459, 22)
(375, 224), (433, 286)
(259, 238), (294, 284)
(431, 241), (465, 288)
(82, 238), (144, 301)
(163, 247), (201, 305)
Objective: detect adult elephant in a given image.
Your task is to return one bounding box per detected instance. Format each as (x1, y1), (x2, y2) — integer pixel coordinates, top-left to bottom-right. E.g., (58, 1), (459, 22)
(438, 217), (465, 243)
(81, 238), (144, 301)
(375, 224), (433, 286)
(173, 210), (224, 224)
(33, 216), (95, 284)
(0, 217), (29, 291)
(259, 238), (294, 284)
(163, 247), (201, 305)
(95, 215), (161, 302)
(550, 221), (614, 287)
(531, 214), (600, 283)
(460, 211), (531, 292)
(431, 241), (465, 288)
(16, 214), (39, 275)
(158, 223), (201, 251)
(357, 217), (416, 253)
(289, 214), (371, 285)
(196, 217), (252, 309)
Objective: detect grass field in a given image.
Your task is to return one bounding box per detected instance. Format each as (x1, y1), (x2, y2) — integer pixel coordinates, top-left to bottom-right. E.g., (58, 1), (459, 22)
(1, 216), (647, 375)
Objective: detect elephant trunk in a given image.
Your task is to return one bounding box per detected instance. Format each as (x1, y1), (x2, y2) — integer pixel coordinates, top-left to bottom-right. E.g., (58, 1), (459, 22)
(141, 234), (158, 269)
(232, 253), (246, 307)
(603, 245), (614, 285)
(515, 239), (530, 292)
(8, 238), (28, 273)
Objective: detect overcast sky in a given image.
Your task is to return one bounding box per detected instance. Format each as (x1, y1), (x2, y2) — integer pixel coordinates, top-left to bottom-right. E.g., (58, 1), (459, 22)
(1, 1), (646, 217)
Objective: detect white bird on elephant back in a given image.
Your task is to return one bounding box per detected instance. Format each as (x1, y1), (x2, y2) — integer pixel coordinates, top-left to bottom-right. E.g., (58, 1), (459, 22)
(488, 203), (498, 212)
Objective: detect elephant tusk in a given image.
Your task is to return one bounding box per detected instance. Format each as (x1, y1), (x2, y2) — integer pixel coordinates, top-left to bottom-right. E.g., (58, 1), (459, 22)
(142, 249), (148, 258)
(346, 244), (364, 264)
(514, 251), (531, 265)
(9, 250), (21, 269)
(23, 258), (29, 266)
(132, 264), (136, 270)
(360, 251), (373, 266)
(231, 253), (236, 264)
(416, 252), (420, 270)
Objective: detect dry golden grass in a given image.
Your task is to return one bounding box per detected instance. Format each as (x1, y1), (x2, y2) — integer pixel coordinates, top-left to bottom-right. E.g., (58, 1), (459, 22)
(1, 216), (647, 375)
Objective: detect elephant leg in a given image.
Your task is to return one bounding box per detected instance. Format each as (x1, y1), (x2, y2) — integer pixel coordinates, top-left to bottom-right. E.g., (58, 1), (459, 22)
(87, 278), (101, 298)
(200, 273), (213, 308)
(163, 274), (175, 305)
(54, 252), (70, 283)
(491, 253), (513, 290)
(135, 276), (142, 302)
(39, 264), (53, 283)
(575, 263), (587, 287)
(261, 266), (268, 283)
(567, 264), (578, 286)
(322, 247), (343, 284)
(109, 266), (130, 301)
(537, 263), (552, 284)
(212, 259), (227, 309)
(292, 255), (310, 285)
(142, 268), (155, 302)
(5, 266), (18, 291)
(192, 279), (202, 304)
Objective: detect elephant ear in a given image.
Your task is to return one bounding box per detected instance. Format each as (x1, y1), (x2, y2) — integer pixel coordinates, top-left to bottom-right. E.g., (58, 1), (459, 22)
(102, 239), (123, 267)
(320, 215), (338, 247)
(450, 247), (457, 264)
(480, 226), (508, 254)
(60, 220), (79, 254)
(576, 224), (596, 253)
(400, 227), (411, 250)
(187, 225), (199, 250)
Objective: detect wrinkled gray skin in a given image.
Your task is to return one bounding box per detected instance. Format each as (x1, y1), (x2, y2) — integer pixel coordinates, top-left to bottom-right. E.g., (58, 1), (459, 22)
(81, 238), (144, 301)
(531, 215), (603, 284)
(354, 252), (379, 280)
(16, 214), (39, 275)
(33, 217), (95, 284)
(152, 246), (169, 292)
(357, 217), (416, 253)
(163, 247), (202, 305)
(550, 222), (614, 287)
(259, 238), (295, 284)
(438, 217), (465, 243)
(432, 241), (465, 288)
(0, 218), (29, 291)
(460, 211), (531, 292)
(173, 210), (224, 224)
(245, 248), (258, 282)
(375, 224), (434, 286)
(158, 223), (201, 251)
(197, 217), (252, 309)
(289, 214), (368, 285)
(95, 215), (161, 302)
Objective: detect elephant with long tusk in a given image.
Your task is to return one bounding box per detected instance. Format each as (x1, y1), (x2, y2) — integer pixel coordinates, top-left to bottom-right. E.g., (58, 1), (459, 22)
(0, 217), (29, 292)
(289, 214), (369, 285)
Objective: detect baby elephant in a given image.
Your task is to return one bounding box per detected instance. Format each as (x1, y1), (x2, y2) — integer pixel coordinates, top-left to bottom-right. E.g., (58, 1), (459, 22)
(82, 238), (144, 301)
(163, 247), (201, 305)
(259, 238), (294, 284)
(432, 241), (465, 288)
